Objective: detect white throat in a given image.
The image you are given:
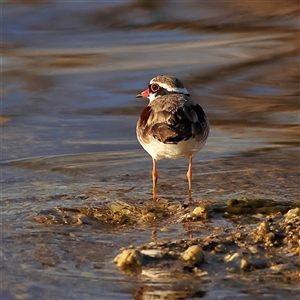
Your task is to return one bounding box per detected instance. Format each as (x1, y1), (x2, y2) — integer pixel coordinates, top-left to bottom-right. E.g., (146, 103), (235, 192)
(149, 93), (159, 102)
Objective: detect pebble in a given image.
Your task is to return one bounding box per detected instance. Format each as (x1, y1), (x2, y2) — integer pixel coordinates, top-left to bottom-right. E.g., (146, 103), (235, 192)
(182, 245), (204, 266)
(114, 249), (146, 269)
(224, 252), (250, 270)
(285, 207), (300, 221)
(270, 263), (297, 273)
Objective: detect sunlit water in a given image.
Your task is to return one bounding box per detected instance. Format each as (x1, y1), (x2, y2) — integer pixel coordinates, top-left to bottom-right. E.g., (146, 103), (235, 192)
(2, 1), (299, 299)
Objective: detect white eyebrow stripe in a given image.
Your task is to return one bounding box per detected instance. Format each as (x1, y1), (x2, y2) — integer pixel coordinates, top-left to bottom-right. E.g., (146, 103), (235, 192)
(164, 87), (189, 94)
(150, 81), (189, 95)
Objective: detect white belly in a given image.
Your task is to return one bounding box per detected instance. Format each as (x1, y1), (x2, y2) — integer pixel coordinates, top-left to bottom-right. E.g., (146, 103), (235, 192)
(140, 136), (206, 160)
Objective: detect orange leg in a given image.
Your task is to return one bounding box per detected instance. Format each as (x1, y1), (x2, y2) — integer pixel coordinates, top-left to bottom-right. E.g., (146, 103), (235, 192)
(187, 156), (193, 200)
(152, 158), (158, 202)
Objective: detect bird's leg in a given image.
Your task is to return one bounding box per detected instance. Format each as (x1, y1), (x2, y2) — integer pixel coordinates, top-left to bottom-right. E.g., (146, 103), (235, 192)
(187, 156), (193, 200)
(152, 158), (158, 202)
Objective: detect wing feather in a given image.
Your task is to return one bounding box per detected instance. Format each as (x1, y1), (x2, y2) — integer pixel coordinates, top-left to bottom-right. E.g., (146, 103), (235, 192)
(137, 94), (209, 145)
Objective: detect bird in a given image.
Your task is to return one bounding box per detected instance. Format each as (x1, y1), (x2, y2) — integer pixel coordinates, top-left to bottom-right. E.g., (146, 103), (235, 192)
(136, 75), (210, 201)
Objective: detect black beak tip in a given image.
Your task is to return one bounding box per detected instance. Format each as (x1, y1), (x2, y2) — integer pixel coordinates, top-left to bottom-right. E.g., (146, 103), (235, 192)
(136, 93), (142, 98)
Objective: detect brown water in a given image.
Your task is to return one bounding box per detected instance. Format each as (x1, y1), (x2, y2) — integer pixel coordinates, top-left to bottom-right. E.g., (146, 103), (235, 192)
(2, 1), (299, 299)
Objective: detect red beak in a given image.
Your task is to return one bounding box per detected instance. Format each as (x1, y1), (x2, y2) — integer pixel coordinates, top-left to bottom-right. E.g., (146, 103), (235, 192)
(136, 89), (149, 98)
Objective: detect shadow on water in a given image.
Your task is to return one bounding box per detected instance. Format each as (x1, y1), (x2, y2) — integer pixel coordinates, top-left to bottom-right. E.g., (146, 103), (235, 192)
(2, 1), (299, 299)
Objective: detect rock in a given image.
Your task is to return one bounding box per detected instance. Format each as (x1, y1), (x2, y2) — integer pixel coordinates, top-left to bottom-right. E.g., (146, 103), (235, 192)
(193, 206), (206, 215)
(114, 249), (146, 275)
(257, 221), (270, 233)
(224, 252), (250, 270)
(285, 207), (300, 221)
(270, 263), (297, 273)
(182, 245), (204, 266)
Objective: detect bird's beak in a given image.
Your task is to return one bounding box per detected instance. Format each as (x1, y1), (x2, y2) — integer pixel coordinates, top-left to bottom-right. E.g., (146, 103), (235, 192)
(136, 89), (149, 98)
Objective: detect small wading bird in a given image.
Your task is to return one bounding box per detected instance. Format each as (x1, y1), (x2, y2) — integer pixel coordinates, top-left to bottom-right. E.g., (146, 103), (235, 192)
(136, 75), (210, 201)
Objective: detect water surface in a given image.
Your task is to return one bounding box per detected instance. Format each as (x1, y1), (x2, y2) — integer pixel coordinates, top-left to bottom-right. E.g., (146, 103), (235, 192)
(2, 1), (299, 299)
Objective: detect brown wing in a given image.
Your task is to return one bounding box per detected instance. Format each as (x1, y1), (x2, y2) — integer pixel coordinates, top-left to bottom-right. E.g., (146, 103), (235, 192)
(138, 96), (209, 145)
(184, 103), (210, 142)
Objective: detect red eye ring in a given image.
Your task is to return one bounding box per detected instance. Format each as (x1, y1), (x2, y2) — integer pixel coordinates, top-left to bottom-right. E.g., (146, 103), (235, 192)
(150, 83), (160, 92)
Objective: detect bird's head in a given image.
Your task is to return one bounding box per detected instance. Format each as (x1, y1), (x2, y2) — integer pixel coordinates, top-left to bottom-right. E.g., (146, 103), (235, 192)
(136, 75), (190, 102)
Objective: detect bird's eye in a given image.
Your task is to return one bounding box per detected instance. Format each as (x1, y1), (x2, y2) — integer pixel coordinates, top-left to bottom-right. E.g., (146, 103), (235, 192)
(150, 83), (160, 92)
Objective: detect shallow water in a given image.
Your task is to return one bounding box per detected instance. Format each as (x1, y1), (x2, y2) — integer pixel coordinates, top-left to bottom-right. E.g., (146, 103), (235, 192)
(2, 1), (299, 299)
